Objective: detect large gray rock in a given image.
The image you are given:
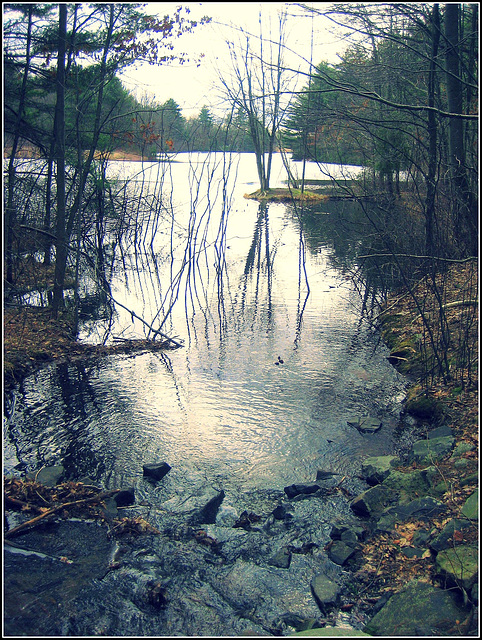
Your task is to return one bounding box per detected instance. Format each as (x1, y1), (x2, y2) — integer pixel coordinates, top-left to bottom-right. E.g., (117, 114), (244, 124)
(435, 545), (478, 590)
(363, 580), (469, 636)
(375, 497), (446, 532)
(310, 574), (341, 613)
(410, 436), (454, 463)
(361, 455), (400, 485)
(381, 469), (431, 503)
(350, 485), (393, 518)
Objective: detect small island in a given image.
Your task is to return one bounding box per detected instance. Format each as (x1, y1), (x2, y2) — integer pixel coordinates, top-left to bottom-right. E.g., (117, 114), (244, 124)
(244, 187), (329, 203)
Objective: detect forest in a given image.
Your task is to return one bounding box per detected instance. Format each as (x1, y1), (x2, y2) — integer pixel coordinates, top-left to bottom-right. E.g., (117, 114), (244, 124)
(3, 2), (479, 380)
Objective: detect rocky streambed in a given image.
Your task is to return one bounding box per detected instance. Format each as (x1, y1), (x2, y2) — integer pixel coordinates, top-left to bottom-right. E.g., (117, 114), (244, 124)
(4, 415), (478, 637)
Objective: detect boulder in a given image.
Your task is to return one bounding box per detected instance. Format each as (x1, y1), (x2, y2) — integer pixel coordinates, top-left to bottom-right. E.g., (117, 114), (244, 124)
(310, 574), (341, 613)
(375, 497), (446, 533)
(435, 545), (478, 590)
(361, 455), (400, 485)
(410, 436), (454, 463)
(381, 469), (431, 503)
(363, 580), (469, 636)
(327, 541), (356, 566)
(142, 462), (171, 482)
(350, 485), (393, 518)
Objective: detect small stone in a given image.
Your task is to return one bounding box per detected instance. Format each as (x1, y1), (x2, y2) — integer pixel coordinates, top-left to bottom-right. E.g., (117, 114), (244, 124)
(114, 487), (136, 507)
(268, 547), (291, 569)
(142, 462), (171, 482)
(31, 465), (65, 487)
(284, 484), (320, 499)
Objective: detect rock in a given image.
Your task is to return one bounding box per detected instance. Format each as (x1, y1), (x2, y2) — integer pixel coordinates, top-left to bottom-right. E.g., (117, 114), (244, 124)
(450, 441), (474, 457)
(427, 425), (453, 439)
(376, 496), (446, 532)
(363, 580), (469, 636)
(284, 484), (320, 499)
(361, 455), (400, 485)
(114, 487), (136, 507)
(435, 545), (478, 590)
(190, 490), (225, 525)
(461, 489), (478, 520)
(327, 541), (356, 566)
(310, 574), (341, 613)
(268, 547), (292, 569)
(410, 436), (454, 463)
(429, 518), (473, 552)
(381, 469), (431, 503)
(272, 504), (292, 521)
(350, 485), (393, 518)
(29, 465), (65, 487)
(347, 416), (382, 434)
(293, 628), (370, 636)
(142, 462), (171, 482)
(315, 470), (338, 481)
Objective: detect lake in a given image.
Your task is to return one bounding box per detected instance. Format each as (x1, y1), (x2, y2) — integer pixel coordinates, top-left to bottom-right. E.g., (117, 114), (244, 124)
(4, 152), (409, 496)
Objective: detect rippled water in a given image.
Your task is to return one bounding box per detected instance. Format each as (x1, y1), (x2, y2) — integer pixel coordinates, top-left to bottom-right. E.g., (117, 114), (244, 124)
(4, 153), (409, 493)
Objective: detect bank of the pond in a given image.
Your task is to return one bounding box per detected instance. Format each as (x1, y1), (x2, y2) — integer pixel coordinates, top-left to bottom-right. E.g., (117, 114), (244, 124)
(244, 187), (329, 203)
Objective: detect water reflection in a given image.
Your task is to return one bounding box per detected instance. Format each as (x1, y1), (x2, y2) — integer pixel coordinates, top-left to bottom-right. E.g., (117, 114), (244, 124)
(4, 154), (410, 491)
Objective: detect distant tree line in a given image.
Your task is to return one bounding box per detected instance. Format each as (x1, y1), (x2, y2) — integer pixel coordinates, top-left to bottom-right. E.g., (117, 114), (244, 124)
(3, 2), (478, 318)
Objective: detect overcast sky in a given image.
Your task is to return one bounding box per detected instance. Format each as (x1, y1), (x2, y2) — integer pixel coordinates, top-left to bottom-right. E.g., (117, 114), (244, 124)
(120, 2), (348, 117)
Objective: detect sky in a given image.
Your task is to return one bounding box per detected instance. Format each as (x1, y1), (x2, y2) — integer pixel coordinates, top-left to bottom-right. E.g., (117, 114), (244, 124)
(120, 2), (349, 118)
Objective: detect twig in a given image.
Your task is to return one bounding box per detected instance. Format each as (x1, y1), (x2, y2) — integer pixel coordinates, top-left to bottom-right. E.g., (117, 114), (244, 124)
(4, 489), (120, 539)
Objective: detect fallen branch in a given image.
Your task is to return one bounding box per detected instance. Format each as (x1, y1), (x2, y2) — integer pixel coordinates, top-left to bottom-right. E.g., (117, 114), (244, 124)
(4, 489), (120, 539)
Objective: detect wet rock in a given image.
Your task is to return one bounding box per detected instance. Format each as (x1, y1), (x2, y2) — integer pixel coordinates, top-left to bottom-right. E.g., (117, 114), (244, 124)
(189, 490), (225, 525)
(28, 464), (65, 487)
(114, 487), (136, 507)
(410, 436), (454, 463)
(142, 461), (171, 482)
(293, 628), (370, 636)
(310, 574), (341, 613)
(347, 416), (382, 434)
(361, 455), (399, 485)
(272, 504), (292, 520)
(315, 470), (338, 481)
(436, 545), (478, 590)
(363, 580), (469, 636)
(284, 484), (320, 499)
(268, 547), (292, 569)
(233, 510), (262, 530)
(327, 541), (356, 566)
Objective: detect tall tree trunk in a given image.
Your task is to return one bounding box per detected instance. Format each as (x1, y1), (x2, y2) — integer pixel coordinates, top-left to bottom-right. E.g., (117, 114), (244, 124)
(425, 3), (440, 256)
(52, 3), (68, 315)
(444, 3), (477, 256)
(5, 5), (33, 284)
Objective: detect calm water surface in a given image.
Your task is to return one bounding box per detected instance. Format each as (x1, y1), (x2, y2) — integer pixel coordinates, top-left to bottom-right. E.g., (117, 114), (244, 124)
(4, 153), (409, 493)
